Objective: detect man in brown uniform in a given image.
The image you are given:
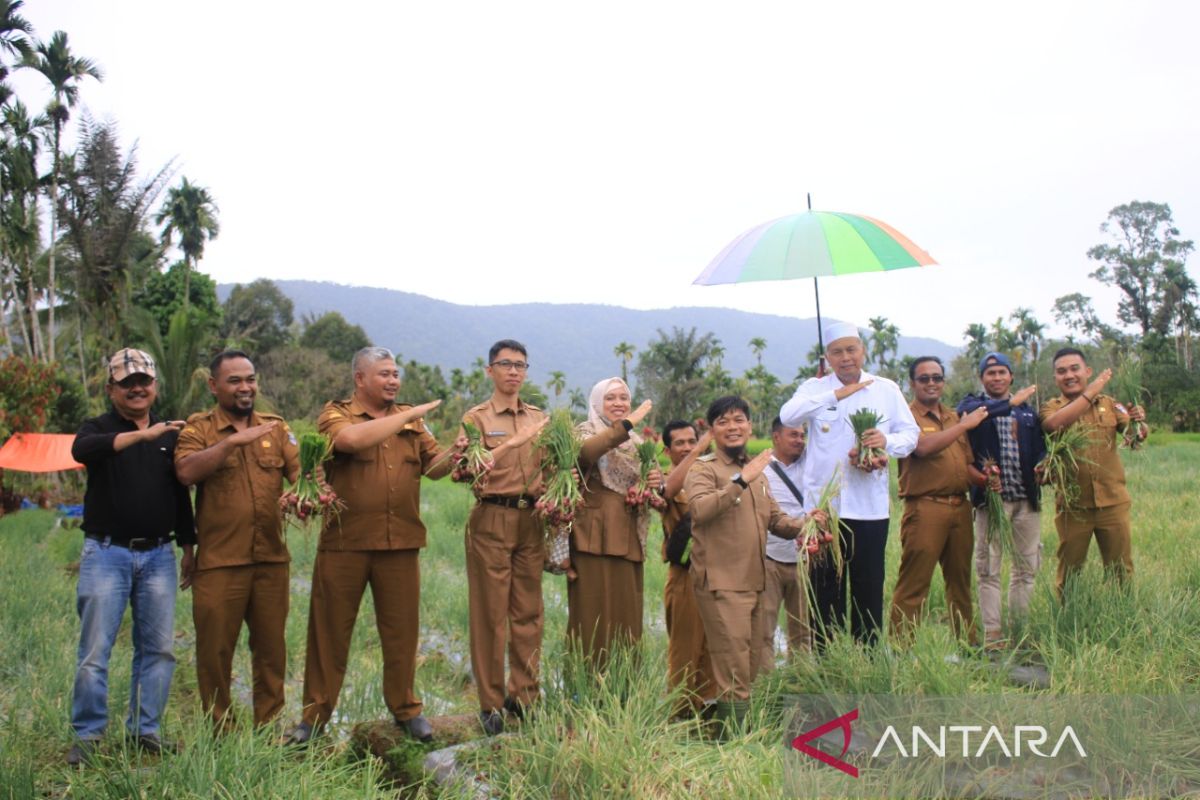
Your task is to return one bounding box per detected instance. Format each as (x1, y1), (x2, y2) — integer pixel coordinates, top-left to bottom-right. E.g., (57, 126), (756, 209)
(175, 350), (300, 728)
(1040, 347), (1145, 597)
(889, 356), (988, 644)
(658, 420), (712, 716)
(684, 396), (816, 734)
(287, 347), (451, 744)
(461, 339), (550, 736)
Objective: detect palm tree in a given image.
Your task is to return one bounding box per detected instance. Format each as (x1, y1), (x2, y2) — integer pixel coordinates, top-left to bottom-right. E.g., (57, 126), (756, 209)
(546, 370), (566, 405)
(613, 341), (635, 383)
(24, 30), (102, 363)
(0, 97), (46, 359)
(155, 177), (219, 306)
(130, 305), (212, 420)
(867, 316), (897, 372)
(748, 337), (767, 367)
(0, 1), (33, 81)
(1009, 308), (1046, 383)
(963, 323), (989, 365)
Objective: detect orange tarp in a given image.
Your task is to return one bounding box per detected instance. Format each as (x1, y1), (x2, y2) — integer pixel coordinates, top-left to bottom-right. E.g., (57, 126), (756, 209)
(0, 433), (83, 473)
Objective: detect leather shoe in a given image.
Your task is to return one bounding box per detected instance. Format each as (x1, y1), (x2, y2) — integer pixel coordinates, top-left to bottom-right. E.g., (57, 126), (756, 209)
(399, 714), (433, 742)
(283, 721), (314, 747)
(479, 709), (504, 737)
(66, 739), (98, 767)
(502, 696), (526, 721)
(132, 733), (178, 755)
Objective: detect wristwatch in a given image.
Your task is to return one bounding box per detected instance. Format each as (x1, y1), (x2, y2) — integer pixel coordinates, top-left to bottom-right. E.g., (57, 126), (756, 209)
(731, 472), (748, 489)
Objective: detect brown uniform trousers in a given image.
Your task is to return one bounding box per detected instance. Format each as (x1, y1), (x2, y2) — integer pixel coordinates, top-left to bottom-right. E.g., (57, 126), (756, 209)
(759, 557), (810, 671)
(659, 486), (711, 711)
(685, 450), (803, 701)
(890, 401), (976, 644)
(463, 398), (546, 713)
(175, 406), (299, 726)
(568, 422), (645, 667)
(301, 397), (451, 728)
(1042, 394), (1134, 596)
(664, 564), (711, 710)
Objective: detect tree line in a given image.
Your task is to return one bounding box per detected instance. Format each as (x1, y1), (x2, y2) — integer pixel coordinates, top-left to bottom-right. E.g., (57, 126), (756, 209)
(2, 4), (1197, 443)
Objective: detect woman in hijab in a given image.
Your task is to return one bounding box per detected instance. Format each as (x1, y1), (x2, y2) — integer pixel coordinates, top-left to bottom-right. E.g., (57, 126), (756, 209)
(568, 377), (660, 668)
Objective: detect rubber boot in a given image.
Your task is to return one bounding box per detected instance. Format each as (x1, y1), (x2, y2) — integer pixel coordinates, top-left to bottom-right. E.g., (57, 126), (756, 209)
(709, 701), (734, 741)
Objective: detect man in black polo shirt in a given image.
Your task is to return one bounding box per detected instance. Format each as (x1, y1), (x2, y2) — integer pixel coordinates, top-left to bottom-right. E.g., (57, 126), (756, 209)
(67, 348), (195, 766)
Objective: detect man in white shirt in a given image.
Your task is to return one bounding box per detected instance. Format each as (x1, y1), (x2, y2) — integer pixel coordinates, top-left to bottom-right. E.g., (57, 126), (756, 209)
(779, 322), (919, 648)
(761, 417), (811, 670)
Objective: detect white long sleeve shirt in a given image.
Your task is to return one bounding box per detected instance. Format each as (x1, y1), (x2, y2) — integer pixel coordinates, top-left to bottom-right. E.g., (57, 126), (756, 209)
(779, 370), (919, 521)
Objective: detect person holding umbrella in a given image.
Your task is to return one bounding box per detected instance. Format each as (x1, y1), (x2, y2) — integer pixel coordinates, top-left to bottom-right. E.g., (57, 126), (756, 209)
(779, 322), (919, 648)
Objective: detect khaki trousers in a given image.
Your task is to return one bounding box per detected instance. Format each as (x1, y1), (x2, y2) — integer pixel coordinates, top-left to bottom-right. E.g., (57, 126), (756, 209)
(692, 585), (762, 702)
(1054, 502), (1132, 597)
(664, 564), (711, 710)
(890, 497), (975, 643)
(974, 499), (1041, 638)
(466, 502), (545, 712)
(759, 557), (810, 671)
(192, 562), (289, 726)
(301, 549), (421, 727)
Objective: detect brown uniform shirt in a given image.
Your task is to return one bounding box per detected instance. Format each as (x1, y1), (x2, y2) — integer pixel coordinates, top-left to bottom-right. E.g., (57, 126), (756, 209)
(317, 396), (452, 551)
(572, 422), (644, 561)
(898, 400), (974, 498)
(1040, 393), (1131, 509)
(660, 474), (689, 562)
(684, 449), (804, 592)
(175, 406), (300, 571)
(463, 397), (546, 497)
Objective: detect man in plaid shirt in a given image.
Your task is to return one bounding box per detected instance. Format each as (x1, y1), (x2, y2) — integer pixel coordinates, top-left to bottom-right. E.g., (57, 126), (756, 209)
(957, 353), (1046, 650)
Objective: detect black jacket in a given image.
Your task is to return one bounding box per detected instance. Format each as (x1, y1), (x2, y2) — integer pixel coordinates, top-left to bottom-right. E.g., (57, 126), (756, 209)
(72, 409), (196, 545)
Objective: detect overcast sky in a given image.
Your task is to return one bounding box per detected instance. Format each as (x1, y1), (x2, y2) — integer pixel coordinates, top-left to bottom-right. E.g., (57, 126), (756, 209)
(13, 0), (1200, 349)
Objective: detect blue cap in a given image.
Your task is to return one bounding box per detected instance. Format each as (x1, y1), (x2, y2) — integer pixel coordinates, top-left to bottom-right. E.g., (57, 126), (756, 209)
(978, 352), (1012, 376)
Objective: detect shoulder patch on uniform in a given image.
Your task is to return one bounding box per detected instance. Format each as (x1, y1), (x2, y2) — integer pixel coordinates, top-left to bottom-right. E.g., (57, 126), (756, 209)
(287, 431), (298, 445)
(698, 453), (717, 462)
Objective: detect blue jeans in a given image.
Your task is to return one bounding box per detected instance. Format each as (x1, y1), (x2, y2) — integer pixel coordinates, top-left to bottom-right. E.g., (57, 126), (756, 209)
(71, 537), (177, 740)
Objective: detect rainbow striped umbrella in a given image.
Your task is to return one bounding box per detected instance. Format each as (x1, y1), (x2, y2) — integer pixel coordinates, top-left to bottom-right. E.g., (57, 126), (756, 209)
(694, 211), (935, 285)
(694, 209), (936, 356)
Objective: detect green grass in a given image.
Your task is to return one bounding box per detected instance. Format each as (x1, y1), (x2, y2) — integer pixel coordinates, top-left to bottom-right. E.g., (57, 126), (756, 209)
(3, 436), (1199, 797)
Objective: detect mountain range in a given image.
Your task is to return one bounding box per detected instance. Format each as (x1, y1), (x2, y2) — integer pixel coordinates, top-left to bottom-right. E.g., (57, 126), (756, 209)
(217, 280), (960, 391)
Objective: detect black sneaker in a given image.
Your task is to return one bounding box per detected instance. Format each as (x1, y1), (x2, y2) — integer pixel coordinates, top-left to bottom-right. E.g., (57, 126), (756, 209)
(479, 709), (504, 736)
(66, 739), (99, 767)
(398, 714), (433, 743)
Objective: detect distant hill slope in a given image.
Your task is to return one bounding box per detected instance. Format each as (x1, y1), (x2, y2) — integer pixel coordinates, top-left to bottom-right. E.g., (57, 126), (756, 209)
(217, 280), (959, 391)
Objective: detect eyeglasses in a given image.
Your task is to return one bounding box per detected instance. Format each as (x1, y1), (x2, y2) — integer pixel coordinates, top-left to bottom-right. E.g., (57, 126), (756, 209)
(914, 374), (945, 384)
(490, 360), (529, 372)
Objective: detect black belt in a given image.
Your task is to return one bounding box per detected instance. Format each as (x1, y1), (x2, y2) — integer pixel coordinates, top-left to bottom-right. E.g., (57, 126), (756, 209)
(766, 555), (797, 565)
(480, 495), (537, 510)
(86, 533), (174, 551)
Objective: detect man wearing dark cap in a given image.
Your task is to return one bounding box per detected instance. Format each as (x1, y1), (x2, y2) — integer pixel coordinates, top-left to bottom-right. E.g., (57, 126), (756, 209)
(67, 348), (196, 765)
(956, 352), (1045, 649)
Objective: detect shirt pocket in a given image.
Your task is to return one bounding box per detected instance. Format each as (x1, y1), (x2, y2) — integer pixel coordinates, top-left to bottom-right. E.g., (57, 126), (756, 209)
(257, 452), (285, 471)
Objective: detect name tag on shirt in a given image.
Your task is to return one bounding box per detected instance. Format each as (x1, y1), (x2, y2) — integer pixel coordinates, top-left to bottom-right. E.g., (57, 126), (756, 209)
(488, 431), (507, 437)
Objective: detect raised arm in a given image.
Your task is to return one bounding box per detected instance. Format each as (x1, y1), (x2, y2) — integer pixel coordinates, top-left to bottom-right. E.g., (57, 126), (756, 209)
(913, 406), (988, 458)
(1042, 371), (1110, 433)
(663, 430), (713, 501)
(331, 400), (441, 453)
